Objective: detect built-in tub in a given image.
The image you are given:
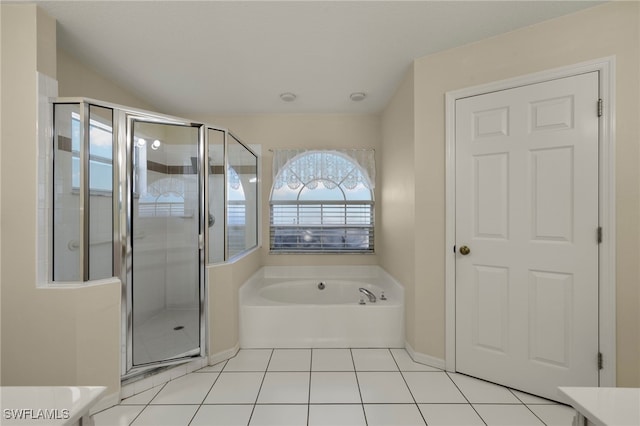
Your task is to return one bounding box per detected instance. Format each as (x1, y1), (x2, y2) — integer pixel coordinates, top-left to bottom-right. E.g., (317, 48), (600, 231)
(240, 266), (404, 348)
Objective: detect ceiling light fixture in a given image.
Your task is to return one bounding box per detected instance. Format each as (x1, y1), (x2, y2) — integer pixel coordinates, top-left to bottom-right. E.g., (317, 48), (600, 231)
(350, 92), (367, 102)
(151, 139), (161, 150)
(280, 92), (297, 102)
(137, 138), (146, 147)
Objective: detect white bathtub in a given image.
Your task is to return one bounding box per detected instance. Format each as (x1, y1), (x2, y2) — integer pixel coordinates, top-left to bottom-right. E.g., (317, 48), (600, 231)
(239, 266), (404, 348)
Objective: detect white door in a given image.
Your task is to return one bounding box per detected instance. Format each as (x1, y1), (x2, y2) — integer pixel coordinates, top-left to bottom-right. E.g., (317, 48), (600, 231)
(455, 72), (599, 400)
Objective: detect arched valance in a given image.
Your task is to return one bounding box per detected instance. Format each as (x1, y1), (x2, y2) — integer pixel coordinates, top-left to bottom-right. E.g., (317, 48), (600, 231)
(272, 149), (375, 190)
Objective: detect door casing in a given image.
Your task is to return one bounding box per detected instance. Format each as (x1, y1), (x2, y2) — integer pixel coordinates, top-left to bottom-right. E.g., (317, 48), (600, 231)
(444, 57), (616, 388)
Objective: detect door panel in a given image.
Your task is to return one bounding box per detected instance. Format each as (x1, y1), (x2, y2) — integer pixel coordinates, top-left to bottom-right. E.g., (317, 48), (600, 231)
(531, 147), (574, 242)
(474, 153), (509, 239)
(528, 270), (573, 368)
(455, 72), (599, 400)
(473, 265), (509, 354)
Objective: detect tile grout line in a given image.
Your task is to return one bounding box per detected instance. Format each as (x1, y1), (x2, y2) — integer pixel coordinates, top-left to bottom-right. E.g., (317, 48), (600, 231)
(307, 349), (313, 426)
(127, 381), (168, 426)
(246, 349), (274, 426)
(349, 348), (368, 426)
(509, 387), (566, 425)
(391, 348), (428, 425)
(509, 389), (549, 426)
(187, 366), (225, 425)
(444, 371), (488, 426)
(185, 404), (201, 426)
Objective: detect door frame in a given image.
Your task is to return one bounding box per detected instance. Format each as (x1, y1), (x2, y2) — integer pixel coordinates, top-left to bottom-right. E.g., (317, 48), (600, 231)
(444, 57), (616, 387)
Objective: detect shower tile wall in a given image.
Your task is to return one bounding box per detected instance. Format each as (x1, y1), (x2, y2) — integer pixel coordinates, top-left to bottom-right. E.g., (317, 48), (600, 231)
(37, 72), (59, 285)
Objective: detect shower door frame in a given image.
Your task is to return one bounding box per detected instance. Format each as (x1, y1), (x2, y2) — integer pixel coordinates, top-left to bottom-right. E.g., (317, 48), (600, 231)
(122, 110), (209, 378)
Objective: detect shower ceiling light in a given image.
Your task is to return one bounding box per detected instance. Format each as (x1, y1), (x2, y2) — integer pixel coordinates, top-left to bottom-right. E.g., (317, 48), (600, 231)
(151, 139), (161, 150)
(350, 92), (367, 102)
(137, 138), (146, 147)
(280, 92), (297, 102)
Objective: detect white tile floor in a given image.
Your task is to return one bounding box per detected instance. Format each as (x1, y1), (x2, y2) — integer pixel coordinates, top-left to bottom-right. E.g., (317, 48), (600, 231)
(94, 348), (576, 426)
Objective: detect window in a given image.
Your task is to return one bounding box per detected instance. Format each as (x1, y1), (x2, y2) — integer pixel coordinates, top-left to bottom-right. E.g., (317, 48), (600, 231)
(270, 150), (374, 253)
(70, 112), (114, 193)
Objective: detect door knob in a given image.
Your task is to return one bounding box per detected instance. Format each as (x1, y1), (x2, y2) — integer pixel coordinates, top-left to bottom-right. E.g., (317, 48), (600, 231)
(459, 245), (471, 255)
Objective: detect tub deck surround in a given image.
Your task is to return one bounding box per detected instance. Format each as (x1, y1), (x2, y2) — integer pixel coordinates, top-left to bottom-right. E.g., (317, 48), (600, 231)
(0, 386), (107, 426)
(559, 387), (640, 426)
(240, 266), (404, 348)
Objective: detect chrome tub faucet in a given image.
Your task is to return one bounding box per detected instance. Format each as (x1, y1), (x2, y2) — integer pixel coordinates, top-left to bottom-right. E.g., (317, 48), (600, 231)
(359, 287), (377, 303)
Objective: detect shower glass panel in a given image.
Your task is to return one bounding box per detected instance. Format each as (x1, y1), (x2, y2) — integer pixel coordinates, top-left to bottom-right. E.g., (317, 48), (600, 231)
(208, 128), (225, 264)
(53, 103), (81, 281)
(227, 135), (258, 258)
(131, 120), (201, 366)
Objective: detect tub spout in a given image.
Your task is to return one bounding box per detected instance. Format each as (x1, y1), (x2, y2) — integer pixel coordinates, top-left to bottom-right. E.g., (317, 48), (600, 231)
(359, 288), (376, 303)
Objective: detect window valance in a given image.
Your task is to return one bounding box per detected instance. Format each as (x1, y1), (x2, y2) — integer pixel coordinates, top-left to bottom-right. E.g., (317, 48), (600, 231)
(272, 149), (375, 190)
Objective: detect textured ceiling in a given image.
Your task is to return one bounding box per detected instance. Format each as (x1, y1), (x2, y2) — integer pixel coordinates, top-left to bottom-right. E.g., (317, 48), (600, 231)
(35, 1), (603, 115)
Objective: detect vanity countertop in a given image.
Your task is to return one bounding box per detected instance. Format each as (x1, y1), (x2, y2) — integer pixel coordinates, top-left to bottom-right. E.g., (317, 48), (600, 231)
(558, 387), (640, 426)
(0, 386), (107, 425)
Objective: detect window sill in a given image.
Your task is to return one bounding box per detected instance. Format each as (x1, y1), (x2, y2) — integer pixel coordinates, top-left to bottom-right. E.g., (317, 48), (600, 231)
(37, 276), (121, 289)
(269, 250), (375, 255)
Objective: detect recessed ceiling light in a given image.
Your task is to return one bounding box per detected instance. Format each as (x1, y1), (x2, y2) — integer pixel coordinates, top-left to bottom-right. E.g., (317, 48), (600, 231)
(280, 92), (297, 102)
(151, 139), (161, 150)
(350, 92), (367, 102)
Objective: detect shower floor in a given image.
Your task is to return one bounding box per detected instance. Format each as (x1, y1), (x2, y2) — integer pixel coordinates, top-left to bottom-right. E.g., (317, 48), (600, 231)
(133, 308), (200, 366)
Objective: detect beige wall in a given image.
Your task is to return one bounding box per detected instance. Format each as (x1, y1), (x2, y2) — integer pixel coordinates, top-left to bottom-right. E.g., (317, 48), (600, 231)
(189, 113), (383, 268)
(208, 250), (261, 355)
(382, 1), (639, 386)
(57, 48), (156, 111)
(36, 7), (56, 78)
(379, 65), (417, 348)
(0, 5), (120, 395)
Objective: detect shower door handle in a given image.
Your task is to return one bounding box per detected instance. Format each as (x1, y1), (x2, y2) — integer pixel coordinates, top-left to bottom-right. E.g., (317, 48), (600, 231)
(198, 234), (204, 250)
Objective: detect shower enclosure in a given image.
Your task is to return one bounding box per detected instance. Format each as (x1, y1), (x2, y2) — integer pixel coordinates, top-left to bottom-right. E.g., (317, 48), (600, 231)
(51, 99), (259, 380)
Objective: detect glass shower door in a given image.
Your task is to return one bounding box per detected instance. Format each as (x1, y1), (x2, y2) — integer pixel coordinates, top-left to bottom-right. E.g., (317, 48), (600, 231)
(130, 119), (202, 367)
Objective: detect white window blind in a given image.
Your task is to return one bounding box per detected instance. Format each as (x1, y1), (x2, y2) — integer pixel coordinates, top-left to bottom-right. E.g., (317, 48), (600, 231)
(270, 150), (375, 254)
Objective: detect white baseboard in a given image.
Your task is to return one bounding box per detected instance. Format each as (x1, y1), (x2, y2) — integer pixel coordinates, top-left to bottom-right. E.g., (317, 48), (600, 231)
(117, 347), (238, 406)
(118, 356), (208, 404)
(209, 344), (240, 366)
(90, 391), (120, 415)
(405, 341), (446, 370)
